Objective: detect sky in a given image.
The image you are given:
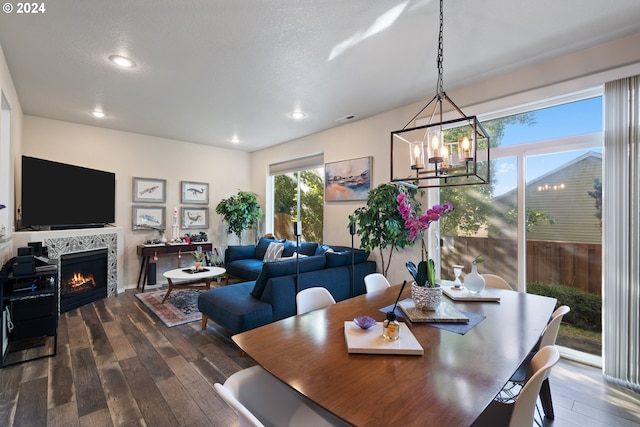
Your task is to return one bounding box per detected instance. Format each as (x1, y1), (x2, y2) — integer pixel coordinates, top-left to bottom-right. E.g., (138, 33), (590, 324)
(490, 97), (603, 196)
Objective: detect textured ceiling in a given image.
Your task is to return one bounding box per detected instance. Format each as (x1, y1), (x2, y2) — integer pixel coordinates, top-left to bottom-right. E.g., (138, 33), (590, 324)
(1, 0), (640, 152)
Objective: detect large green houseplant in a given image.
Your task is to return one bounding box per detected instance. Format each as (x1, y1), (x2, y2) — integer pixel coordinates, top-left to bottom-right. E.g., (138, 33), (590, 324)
(348, 183), (419, 277)
(216, 190), (263, 244)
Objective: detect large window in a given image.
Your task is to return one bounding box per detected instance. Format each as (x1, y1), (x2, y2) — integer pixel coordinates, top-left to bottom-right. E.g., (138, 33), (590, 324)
(440, 92), (603, 357)
(269, 154), (324, 243)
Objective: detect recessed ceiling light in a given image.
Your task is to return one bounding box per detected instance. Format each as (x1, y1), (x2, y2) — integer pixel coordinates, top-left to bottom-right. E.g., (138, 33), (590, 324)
(230, 136), (240, 144)
(109, 55), (136, 68)
(91, 110), (106, 118)
(290, 111), (306, 120)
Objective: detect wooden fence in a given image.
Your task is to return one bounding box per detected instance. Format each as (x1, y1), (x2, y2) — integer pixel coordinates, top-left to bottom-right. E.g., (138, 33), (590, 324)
(442, 237), (602, 296)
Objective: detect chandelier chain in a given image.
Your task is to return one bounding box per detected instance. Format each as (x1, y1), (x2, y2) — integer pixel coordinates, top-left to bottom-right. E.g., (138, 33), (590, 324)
(436, 0), (444, 96)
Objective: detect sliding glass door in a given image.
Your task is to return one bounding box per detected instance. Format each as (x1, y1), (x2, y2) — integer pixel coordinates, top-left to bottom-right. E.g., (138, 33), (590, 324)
(269, 154), (324, 243)
(440, 93), (603, 357)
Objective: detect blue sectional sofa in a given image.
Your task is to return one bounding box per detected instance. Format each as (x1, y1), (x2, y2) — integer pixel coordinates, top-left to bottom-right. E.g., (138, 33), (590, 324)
(223, 236), (323, 284)
(198, 237), (376, 334)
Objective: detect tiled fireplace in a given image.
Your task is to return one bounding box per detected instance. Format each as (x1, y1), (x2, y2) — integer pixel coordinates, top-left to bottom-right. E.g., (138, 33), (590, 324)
(13, 228), (124, 310)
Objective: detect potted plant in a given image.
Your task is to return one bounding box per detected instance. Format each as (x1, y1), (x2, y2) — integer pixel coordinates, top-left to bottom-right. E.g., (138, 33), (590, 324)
(397, 193), (453, 310)
(192, 245), (205, 271)
(216, 190), (263, 244)
(348, 183), (419, 277)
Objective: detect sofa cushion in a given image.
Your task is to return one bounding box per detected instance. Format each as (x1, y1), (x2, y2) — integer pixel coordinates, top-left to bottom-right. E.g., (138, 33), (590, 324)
(255, 237), (281, 260)
(314, 244), (333, 255)
(225, 244), (257, 263)
(325, 249), (370, 267)
(198, 282), (273, 334)
(263, 242), (284, 262)
(281, 239), (297, 257)
(250, 255), (326, 298)
(281, 240), (318, 257)
(298, 242), (318, 256)
(225, 258), (264, 281)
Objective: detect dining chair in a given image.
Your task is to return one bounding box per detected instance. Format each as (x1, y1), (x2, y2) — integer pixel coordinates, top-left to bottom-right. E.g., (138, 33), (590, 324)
(364, 273), (391, 293)
(214, 365), (349, 427)
(498, 305), (571, 420)
(482, 274), (512, 290)
(472, 345), (560, 427)
(296, 287), (336, 315)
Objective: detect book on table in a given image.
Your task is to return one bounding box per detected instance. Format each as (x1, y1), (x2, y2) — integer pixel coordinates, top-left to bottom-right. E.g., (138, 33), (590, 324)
(442, 285), (500, 302)
(398, 299), (469, 323)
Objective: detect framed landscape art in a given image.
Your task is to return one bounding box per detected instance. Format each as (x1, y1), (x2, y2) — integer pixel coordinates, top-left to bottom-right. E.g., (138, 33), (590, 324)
(181, 207), (209, 229)
(324, 156), (371, 201)
(181, 181), (209, 204)
(133, 177), (166, 203)
(132, 205), (166, 230)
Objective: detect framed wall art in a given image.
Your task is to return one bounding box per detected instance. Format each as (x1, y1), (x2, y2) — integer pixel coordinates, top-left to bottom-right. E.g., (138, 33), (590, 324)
(181, 181), (209, 204)
(181, 207), (209, 229)
(133, 177), (166, 203)
(324, 156), (371, 201)
(132, 205), (166, 230)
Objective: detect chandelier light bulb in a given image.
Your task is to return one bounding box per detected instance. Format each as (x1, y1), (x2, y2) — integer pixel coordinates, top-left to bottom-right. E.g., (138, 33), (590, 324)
(428, 129), (444, 163)
(410, 141), (424, 170)
(459, 136), (473, 161)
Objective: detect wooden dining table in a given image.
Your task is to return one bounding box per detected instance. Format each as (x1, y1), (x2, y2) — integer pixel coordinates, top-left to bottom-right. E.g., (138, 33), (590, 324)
(232, 284), (557, 426)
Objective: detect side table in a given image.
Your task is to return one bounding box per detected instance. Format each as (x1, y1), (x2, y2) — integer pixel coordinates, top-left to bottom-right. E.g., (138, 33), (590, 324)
(136, 243), (213, 291)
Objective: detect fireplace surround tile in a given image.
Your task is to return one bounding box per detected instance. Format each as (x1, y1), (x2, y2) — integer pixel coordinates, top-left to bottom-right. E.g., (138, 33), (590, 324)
(13, 227), (124, 297)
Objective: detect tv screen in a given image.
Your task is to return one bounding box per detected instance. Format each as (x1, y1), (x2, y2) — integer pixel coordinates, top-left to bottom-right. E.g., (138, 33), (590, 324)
(21, 156), (116, 228)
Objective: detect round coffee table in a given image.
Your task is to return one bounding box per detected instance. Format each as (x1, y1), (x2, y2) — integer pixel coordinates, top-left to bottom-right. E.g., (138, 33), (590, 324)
(161, 266), (226, 304)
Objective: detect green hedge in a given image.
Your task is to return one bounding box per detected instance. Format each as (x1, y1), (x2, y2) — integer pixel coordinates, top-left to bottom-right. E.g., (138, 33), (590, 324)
(527, 282), (601, 332)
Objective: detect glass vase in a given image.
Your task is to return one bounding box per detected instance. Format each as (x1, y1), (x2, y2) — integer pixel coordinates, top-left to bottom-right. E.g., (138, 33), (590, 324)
(464, 264), (486, 294)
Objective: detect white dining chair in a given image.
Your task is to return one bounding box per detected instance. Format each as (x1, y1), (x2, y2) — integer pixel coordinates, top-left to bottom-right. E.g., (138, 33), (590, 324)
(482, 274), (512, 290)
(296, 287), (336, 315)
(214, 365), (348, 427)
(498, 305), (571, 420)
(364, 273), (391, 293)
(473, 345), (560, 427)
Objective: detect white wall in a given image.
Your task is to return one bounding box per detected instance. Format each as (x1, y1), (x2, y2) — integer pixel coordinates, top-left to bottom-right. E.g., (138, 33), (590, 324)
(21, 116), (250, 288)
(250, 32), (640, 286)
(0, 42), (23, 265)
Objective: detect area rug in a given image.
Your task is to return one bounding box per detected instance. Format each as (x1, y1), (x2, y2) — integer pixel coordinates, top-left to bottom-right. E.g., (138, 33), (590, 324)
(135, 289), (203, 327)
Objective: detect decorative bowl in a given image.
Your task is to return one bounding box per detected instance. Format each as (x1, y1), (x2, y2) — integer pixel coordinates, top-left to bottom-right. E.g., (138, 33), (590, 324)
(354, 316), (376, 329)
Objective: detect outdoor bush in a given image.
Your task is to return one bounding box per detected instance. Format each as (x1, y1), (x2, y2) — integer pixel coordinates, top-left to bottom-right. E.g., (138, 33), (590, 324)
(527, 282), (602, 332)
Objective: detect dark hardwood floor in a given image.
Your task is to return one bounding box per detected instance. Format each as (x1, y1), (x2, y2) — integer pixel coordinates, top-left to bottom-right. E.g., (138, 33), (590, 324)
(1, 289), (638, 426)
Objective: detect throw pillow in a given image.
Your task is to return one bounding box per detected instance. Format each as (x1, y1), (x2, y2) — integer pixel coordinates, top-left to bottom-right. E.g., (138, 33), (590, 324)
(263, 242), (284, 262)
(255, 237), (281, 260)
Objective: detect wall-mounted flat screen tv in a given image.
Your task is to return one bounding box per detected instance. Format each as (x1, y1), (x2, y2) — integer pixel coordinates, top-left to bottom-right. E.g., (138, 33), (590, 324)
(21, 156), (116, 229)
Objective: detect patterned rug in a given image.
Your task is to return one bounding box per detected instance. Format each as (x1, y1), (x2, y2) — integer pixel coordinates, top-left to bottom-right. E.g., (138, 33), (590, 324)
(135, 289), (204, 327)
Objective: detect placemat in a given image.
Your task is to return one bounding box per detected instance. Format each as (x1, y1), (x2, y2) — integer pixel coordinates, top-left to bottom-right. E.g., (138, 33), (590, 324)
(379, 298), (485, 335)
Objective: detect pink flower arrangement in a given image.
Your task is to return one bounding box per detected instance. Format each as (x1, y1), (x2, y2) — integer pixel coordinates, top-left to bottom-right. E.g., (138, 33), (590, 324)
(396, 193), (452, 241)
(397, 194), (452, 286)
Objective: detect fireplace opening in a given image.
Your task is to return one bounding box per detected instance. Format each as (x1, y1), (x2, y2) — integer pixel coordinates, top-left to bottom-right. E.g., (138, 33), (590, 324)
(60, 248), (108, 312)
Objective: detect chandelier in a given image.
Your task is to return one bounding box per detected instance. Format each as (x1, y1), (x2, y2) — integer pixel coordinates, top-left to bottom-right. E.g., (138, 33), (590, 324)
(390, 0), (490, 188)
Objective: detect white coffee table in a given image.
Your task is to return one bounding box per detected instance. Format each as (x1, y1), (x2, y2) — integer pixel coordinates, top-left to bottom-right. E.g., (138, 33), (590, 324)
(161, 266), (226, 304)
